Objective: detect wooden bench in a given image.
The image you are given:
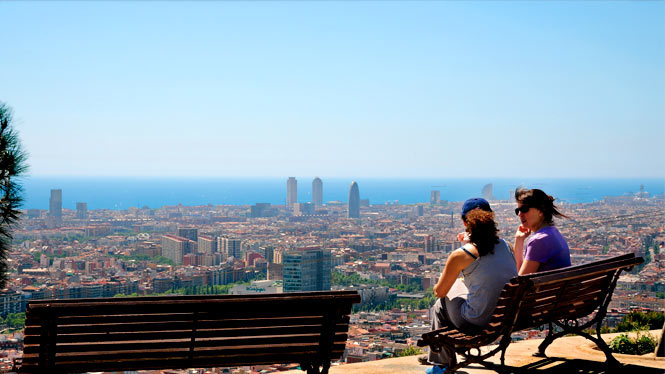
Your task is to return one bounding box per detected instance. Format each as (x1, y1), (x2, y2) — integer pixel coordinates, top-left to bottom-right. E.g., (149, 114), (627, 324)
(417, 253), (643, 372)
(21, 290), (360, 374)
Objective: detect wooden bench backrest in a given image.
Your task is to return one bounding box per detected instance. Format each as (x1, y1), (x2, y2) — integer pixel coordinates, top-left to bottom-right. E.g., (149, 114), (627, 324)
(512, 254), (642, 330)
(22, 291), (360, 374)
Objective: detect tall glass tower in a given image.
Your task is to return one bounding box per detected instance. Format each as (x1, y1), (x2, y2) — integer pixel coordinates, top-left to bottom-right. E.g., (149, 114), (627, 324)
(283, 248), (331, 292)
(348, 181), (360, 218)
(48, 189), (62, 227)
(312, 177), (322, 208)
(286, 177), (297, 207)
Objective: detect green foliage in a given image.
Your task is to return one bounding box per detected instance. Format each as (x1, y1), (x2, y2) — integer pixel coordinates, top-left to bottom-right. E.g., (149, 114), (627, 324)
(0, 313), (25, 331)
(111, 253), (175, 266)
(602, 245), (609, 254)
(609, 331), (656, 355)
(332, 271), (422, 293)
(615, 310), (664, 332)
(352, 287), (437, 313)
(0, 102), (28, 289)
(395, 345), (423, 357)
(634, 235), (655, 274)
(656, 292), (665, 300)
(610, 334), (636, 354)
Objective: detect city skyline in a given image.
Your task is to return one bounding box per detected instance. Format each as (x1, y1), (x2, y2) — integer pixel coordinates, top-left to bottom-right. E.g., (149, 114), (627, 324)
(1, 2), (663, 179)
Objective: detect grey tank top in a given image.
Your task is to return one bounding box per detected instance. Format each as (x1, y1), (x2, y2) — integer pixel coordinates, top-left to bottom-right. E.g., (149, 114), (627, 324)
(459, 239), (518, 326)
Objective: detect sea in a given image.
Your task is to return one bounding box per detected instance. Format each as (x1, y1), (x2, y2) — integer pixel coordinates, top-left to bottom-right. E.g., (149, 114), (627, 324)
(19, 177), (665, 211)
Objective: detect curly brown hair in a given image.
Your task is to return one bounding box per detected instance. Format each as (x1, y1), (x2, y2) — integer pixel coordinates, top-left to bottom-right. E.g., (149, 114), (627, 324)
(464, 209), (499, 257)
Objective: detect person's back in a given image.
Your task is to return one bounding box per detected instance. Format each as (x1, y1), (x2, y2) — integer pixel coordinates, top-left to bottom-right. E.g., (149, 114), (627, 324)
(461, 239), (517, 326)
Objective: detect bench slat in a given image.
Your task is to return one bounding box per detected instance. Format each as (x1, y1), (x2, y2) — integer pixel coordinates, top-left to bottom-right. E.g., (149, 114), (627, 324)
(26, 315), (350, 335)
(28, 302), (353, 320)
(24, 332), (349, 355)
(523, 274), (609, 302)
(27, 294), (360, 313)
(24, 323), (351, 347)
(527, 257), (639, 287)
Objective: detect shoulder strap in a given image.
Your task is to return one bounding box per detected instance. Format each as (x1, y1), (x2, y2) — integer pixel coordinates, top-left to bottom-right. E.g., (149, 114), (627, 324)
(461, 246), (478, 260)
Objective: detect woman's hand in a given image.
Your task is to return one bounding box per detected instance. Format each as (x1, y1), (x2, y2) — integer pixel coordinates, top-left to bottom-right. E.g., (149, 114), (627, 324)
(457, 232), (470, 244)
(515, 224), (531, 241)
(512, 225), (530, 271)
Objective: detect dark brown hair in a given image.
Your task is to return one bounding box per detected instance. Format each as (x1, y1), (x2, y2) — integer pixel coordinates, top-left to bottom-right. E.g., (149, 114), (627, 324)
(514, 187), (570, 225)
(464, 209), (499, 257)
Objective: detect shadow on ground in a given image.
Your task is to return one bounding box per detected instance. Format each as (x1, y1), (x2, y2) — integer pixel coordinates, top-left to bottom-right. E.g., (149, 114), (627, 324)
(475, 357), (664, 374)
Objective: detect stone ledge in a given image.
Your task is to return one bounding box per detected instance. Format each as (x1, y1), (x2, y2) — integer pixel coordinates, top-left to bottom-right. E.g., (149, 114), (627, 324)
(284, 330), (664, 373)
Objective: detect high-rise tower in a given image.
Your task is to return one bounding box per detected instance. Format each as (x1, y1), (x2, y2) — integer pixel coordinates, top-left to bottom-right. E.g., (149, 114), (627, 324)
(482, 183), (494, 200)
(283, 248), (331, 292)
(348, 181), (360, 218)
(286, 177), (297, 208)
(48, 189), (62, 227)
(75, 202), (88, 219)
(312, 177), (322, 208)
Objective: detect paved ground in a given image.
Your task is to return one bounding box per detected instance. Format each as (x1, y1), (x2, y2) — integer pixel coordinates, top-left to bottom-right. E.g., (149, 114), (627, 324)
(285, 330), (665, 374)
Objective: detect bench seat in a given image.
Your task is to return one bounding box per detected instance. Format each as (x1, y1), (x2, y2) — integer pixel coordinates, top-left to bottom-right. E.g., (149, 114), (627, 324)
(418, 253), (643, 372)
(21, 290), (360, 374)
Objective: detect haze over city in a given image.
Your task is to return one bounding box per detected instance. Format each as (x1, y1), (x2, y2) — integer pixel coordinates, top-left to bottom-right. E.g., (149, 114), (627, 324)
(2, 1), (664, 179)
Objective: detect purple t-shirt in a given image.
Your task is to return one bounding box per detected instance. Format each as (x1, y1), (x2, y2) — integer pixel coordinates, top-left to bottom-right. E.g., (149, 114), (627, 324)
(524, 226), (571, 271)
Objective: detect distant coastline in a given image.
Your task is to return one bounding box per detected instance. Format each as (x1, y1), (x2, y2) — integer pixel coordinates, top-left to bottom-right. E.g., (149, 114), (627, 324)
(20, 177), (665, 210)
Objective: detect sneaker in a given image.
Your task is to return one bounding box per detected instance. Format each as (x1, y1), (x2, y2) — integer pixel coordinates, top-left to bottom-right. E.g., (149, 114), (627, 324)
(425, 365), (447, 374)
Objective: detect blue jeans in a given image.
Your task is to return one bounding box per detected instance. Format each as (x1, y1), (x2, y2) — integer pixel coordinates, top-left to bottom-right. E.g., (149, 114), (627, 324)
(427, 297), (479, 366)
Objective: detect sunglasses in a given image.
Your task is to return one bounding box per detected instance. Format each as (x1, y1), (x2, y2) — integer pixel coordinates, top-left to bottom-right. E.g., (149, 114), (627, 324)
(515, 206), (530, 215)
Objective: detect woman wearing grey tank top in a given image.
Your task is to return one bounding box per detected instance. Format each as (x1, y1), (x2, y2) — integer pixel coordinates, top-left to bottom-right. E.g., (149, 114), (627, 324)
(426, 198), (517, 373)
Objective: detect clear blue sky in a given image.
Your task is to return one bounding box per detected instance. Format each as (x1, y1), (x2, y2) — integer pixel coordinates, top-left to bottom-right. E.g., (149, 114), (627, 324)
(2, 1), (664, 178)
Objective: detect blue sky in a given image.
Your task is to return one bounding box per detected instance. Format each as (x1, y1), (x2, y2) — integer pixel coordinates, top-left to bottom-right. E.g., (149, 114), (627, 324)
(1, 1), (664, 178)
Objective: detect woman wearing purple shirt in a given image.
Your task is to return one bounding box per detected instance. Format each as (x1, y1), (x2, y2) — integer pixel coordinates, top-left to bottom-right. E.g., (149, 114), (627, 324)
(513, 188), (571, 275)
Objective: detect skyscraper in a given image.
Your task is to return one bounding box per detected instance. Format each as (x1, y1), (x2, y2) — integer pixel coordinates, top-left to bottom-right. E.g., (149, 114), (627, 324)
(282, 248), (331, 292)
(348, 181), (360, 218)
(48, 189), (62, 227)
(286, 177), (297, 208)
(198, 235), (217, 254)
(218, 237), (242, 260)
(177, 227), (198, 242)
(430, 190), (440, 205)
(312, 177), (322, 208)
(482, 183), (494, 200)
(75, 202), (88, 219)
(161, 234), (190, 265)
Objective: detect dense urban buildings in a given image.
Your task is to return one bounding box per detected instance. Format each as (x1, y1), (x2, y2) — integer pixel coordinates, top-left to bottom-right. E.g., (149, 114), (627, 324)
(1, 185), (663, 370)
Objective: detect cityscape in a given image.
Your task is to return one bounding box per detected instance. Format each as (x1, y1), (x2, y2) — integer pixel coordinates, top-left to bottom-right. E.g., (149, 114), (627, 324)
(1, 0), (664, 372)
(0, 177), (663, 371)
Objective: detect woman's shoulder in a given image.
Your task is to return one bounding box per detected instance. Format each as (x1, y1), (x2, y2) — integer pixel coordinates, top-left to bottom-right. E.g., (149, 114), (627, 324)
(454, 244), (479, 260)
(533, 225), (561, 239)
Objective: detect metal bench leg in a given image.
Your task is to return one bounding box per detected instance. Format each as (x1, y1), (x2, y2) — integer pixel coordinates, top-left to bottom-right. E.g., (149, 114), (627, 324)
(576, 330), (622, 370)
(300, 362), (329, 374)
(499, 335), (511, 367)
(534, 322), (557, 357)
